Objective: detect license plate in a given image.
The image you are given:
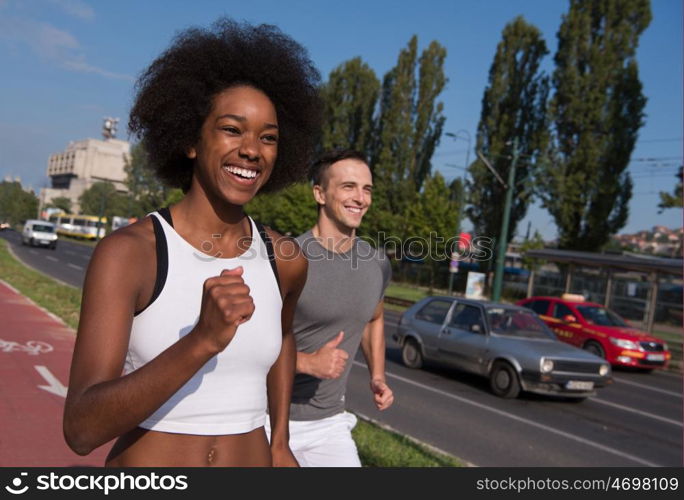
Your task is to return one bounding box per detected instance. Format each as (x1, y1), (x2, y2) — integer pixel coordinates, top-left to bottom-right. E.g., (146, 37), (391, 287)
(40, 240), (49, 245)
(646, 354), (665, 361)
(566, 380), (594, 390)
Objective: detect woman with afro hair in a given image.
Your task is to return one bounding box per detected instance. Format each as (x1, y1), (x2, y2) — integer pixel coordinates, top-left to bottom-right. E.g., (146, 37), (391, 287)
(63, 18), (322, 466)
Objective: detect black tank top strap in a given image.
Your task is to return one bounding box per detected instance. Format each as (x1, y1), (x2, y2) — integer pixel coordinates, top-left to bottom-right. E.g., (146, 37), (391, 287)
(134, 212), (169, 316)
(253, 220), (282, 295)
(158, 206), (173, 227)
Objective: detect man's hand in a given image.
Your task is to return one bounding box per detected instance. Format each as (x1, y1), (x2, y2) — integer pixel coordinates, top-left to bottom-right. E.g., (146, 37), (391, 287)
(300, 331), (348, 379)
(370, 378), (394, 410)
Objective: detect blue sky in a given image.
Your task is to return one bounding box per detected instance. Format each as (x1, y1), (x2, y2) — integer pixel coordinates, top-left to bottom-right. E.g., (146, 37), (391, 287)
(0, 0), (681, 240)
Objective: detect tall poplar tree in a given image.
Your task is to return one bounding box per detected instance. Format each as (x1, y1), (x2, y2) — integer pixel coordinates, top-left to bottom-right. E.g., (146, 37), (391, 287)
(320, 57), (380, 154)
(466, 16), (549, 258)
(541, 0), (651, 251)
(372, 36), (447, 238)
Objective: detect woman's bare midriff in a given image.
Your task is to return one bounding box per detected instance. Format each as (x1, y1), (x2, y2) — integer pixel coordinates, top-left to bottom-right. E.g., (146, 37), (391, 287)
(105, 426), (272, 467)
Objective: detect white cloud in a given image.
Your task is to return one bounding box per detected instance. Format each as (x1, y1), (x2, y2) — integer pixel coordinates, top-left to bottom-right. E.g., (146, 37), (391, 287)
(0, 15), (133, 81)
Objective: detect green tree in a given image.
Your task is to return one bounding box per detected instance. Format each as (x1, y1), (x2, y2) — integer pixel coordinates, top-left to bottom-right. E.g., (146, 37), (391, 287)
(0, 181), (38, 226)
(78, 181), (130, 232)
(320, 57), (380, 154)
(657, 166), (683, 213)
(541, 0), (651, 251)
(466, 16), (550, 264)
(246, 183), (317, 235)
(48, 196), (73, 214)
(520, 230), (546, 272)
(372, 36), (447, 238)
(405, 172), (459, 291)
(124, 142), (169, 217)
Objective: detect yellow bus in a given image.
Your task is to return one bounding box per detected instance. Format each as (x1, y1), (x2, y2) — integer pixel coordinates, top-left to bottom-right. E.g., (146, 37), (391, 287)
(48, 214), (107, 240)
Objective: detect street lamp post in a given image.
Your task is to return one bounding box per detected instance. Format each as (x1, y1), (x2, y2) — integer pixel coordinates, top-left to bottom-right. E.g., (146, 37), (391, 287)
(445, 130), (472, 295)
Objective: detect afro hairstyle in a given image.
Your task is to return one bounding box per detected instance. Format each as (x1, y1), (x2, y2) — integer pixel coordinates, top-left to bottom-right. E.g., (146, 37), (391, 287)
(128, 18), (322, 193)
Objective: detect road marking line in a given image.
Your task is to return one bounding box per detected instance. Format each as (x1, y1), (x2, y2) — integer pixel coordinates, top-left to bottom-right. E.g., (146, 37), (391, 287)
(67, 263), (83, 270)
(612, 377), (682, 398)
(35, 365), (67, 398)
(46, 256), (58, 262)
(592, 398), (682, 427)
(352, 360), (661, 467)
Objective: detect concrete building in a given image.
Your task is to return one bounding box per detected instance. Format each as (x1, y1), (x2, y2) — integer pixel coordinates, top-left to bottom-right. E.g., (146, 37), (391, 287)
(39, 136), (130, 215)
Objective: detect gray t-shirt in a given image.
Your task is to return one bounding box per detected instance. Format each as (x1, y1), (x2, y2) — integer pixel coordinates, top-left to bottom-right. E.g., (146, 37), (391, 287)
(290, 230), (392, 421)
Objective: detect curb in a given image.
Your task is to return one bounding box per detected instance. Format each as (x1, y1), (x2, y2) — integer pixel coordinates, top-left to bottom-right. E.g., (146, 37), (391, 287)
(0, 279), (72, 330)
(352, 410), (476, 467)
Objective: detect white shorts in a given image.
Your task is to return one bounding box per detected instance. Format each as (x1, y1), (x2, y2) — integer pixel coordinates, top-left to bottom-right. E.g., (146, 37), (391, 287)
(265, 411), (361, 467)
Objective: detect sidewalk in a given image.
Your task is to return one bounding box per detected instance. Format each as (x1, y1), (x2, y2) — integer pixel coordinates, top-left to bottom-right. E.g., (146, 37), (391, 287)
(0, 280), (110, 466)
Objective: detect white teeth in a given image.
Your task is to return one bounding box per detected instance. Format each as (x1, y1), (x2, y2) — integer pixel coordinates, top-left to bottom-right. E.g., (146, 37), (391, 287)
(224, 166), (258, 179)
(346, 207), (362, 213)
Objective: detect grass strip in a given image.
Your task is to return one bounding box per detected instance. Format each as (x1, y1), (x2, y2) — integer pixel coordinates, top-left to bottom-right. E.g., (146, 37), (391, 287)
(352, 417), (462, 467)
(385, 283), (429, 303)
(0, 239), (81, 329)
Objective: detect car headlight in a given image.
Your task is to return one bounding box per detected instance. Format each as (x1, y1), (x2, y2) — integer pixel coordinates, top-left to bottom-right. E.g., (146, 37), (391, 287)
(609, 338), (639, 350)
(540, 359), (554, 373)
(599, 364), (610, 376)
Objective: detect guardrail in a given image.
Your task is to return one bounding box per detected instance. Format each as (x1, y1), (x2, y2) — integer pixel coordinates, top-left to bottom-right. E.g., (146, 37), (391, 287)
(383, 296), (416, 308)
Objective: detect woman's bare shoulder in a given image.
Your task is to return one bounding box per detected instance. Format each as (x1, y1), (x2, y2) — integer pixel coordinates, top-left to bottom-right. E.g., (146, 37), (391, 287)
(86, 216), (156, 280)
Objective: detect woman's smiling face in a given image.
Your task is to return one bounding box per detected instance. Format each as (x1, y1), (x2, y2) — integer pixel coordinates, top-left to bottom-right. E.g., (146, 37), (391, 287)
(188, 85), (279, 206)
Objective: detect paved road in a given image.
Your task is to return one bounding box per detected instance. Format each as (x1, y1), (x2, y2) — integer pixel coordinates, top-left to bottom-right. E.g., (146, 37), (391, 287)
(2, 230), (682, 466)
(348, 310), (683, 466)
(1, 230), (91, 288)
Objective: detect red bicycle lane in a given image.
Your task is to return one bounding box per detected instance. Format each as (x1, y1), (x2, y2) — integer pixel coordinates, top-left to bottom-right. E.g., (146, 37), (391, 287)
(0, 280), (111, 466)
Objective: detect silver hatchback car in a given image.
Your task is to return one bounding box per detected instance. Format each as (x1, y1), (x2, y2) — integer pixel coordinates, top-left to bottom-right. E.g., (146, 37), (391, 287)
(394, 297), (612, 399)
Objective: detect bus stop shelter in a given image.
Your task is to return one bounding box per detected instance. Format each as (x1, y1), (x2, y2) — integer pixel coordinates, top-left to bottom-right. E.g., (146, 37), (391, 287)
(523, 249), (682, 333)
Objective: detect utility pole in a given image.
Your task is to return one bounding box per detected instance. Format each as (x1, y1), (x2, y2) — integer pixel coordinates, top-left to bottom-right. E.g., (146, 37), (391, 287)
(491, 137), (520, 302)
(445, 130), (471, 295)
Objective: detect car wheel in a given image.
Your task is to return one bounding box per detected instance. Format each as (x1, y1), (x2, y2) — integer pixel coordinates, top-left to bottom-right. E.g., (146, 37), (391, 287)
(50, 242), (57, 250)
(583, 340), (605, 359)
(29, 238), (34, 247)
(489, 361), (521, 399)
(401, 338), (423, 369)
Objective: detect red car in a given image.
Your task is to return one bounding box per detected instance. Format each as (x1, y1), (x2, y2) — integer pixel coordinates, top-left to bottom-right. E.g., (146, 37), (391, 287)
(517, 295), (671, 371)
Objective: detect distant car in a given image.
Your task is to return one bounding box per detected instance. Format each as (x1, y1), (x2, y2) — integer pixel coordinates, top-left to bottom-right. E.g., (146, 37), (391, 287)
(517, 295), (671, 372)
(0, 221), (10, 230)
(21, 219), (58, 249)
(394, 297), (611, 400)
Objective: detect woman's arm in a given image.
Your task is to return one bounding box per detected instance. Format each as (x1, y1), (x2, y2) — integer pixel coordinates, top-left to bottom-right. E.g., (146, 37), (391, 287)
(63, 222), (254, 455)
(265, 232), (307, 466)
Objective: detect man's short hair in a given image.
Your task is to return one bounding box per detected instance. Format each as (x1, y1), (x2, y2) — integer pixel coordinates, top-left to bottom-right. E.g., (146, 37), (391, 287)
(309, 149), (368, 187)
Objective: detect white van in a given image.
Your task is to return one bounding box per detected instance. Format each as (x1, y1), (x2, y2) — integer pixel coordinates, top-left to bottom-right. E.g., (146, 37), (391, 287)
(22, 219), (58, 249)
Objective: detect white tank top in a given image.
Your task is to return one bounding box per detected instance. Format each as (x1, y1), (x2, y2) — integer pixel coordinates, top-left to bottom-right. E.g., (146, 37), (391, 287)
(124, 211), (283, 435)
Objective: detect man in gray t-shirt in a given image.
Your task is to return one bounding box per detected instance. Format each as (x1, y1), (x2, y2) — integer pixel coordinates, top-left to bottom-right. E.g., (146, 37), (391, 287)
(287, 149), (394, 467)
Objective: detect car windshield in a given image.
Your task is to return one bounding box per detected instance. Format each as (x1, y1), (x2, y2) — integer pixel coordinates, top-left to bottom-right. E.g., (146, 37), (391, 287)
(577, 305), (627, 327)
(486, 308), (556, 339)
(32, 224), (54, 233)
